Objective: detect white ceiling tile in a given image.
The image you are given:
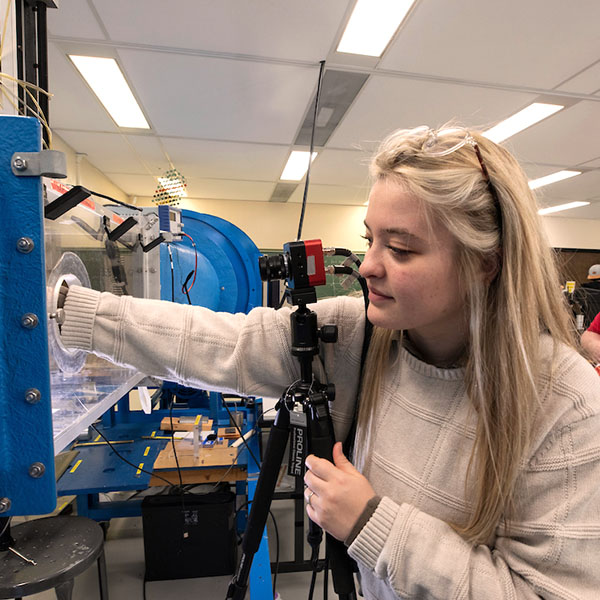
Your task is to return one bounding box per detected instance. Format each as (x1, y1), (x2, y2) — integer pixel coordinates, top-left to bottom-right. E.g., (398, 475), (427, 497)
(186, 178), (275, 201)
(556, 61), (600, 95)
(544, 201), (600, 220)
(379, 0), (600, 89)
(48, 43), (117, 131)
(47, 0), (106, 39)
(505, 101), (600, 166)
(159, 138), (289, 181)
(54, 130), (150, 174)
(310, 149), (372, 187)
(104, 173), (158, 196)
(92, 0), (348, 61)
(532, 170), (600, 203)
(118, 49), (319, 143)
(125, 135), (170, 173)
(328, 76), (535, 149)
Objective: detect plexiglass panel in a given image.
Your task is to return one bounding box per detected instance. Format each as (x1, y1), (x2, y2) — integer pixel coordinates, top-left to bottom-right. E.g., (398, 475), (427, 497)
(43, 180), (149, 452)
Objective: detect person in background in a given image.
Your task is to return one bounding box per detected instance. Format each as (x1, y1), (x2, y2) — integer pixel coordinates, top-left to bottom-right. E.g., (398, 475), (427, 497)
(583, 264), (600, 291)
(59, 124), (600, 599)
(572, 264), (600, 328)
(581, 310), (600, 364)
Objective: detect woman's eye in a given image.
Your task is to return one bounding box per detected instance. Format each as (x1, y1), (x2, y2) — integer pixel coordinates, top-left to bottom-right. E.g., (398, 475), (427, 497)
(388, 246), (412, 257)
(361, 235), (372, 247)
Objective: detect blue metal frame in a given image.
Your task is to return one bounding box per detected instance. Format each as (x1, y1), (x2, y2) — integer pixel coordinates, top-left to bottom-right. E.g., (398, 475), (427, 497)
(0, 115), (55, 516)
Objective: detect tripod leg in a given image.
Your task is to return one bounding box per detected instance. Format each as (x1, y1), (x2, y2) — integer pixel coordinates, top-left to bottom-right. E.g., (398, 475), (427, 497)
(227, 406), (290, 600)
(307, 408), (357, 600)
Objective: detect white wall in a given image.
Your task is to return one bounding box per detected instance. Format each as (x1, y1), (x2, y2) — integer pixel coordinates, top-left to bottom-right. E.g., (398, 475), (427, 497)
(53, 134), (129, 203)
(541, 216), (600, 250)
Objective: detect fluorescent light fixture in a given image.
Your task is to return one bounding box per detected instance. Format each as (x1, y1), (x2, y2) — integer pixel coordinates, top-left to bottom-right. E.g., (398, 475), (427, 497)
(280, 151), (317, 181)
(538, 201), (589, 215)
(69, 55), (149, 129)
(528, 170), (581, 190)
(483, 102), (563, 143)
(337, 0), (415, 57)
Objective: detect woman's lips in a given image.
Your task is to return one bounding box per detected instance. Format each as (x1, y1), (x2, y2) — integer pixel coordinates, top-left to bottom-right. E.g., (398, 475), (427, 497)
(368, 287), (393, 302)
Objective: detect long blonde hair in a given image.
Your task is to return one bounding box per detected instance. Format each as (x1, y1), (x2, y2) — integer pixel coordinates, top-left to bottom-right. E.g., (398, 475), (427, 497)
(357, 125), (576, 544)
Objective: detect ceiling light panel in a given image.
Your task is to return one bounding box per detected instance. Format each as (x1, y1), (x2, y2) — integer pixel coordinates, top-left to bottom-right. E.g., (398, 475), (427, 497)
(69, 55), (149, 129)
(483, 102), (563, 143)
(528, 170), (581, 189)
(337, 0), (416, 57)
(538, 201), (590, 215)
(280, 151), (318, 181)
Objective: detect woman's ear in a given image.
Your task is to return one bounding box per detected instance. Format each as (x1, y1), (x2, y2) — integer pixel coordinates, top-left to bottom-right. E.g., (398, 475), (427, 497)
(481, 249), (501, 284)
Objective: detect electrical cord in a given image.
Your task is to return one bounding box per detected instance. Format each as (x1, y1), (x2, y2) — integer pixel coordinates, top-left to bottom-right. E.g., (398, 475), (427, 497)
(221, 397), (261, 471)
(180, 232), (198, 300)
(88, 189), (142, 212)
(0, 516), (11, 539)
(296, 60), (326, 241)
(234, 500), (280, 598)
(168, 398), (184, 490)
(89, 423), (180, 490)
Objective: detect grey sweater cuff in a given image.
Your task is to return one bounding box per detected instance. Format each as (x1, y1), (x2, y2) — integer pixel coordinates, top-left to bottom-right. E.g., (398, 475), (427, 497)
(344, 495), (381, 546)
(61, 285), (102, 351)
(347, 496), (404, 570)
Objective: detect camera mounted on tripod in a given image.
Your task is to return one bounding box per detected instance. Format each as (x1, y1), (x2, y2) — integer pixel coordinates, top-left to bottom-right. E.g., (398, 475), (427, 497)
(259, 239), (327, 305)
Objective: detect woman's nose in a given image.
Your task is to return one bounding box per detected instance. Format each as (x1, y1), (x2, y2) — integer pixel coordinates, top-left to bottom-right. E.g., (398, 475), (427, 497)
(359, 248), (382, 279)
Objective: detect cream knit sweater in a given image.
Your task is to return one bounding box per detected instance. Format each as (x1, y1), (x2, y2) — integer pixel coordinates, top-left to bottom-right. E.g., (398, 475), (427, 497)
(62, 286), (600, 599)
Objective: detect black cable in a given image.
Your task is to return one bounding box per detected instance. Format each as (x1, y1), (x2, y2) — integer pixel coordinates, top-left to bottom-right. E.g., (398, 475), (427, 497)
(89, 423), (177, 489)
(270, 507), (280, 598)
(221, 397), (261, 471)
(168, 399), (184, 490)
(88, 189), (143, 212)
(233, 500), (280, 598)
(0, 517), (11, 539)
(331, 247), (362, 267)
(297, 59), (326, 241)
(167, 243), (175, 302)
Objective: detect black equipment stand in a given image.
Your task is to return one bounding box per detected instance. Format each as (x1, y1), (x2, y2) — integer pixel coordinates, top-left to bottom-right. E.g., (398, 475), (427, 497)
(226, 291), (357, 600)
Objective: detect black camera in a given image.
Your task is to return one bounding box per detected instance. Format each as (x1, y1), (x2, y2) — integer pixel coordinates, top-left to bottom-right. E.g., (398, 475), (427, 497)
(258, 240), (326, 290)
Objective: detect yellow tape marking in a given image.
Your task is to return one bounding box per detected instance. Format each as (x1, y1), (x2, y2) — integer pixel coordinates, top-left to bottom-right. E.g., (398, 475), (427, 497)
(143, 446), (150, 457)
(94, 434), (101, 442)
(70, 459), (83, 473)
(136, 462), (144, 475)
(195, 415), (201, 425)
(151, 431), (156, 438)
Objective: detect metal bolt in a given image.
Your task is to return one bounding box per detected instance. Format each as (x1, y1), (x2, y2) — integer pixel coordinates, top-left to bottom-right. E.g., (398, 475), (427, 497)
(28, 462), (45, 478)
(0, 498), (11, 513)
(12, 157), (27, 171)
(21, 313), (39, 329)
(25, 388), (41, 404)
(16, 237), (34, 253)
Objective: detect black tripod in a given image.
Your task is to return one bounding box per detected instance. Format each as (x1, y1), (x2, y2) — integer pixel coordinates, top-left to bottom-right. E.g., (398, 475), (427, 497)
(226, 293), (357, 600)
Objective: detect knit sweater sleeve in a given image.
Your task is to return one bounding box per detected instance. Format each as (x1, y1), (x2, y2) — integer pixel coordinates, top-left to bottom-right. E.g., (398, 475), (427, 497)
(61, 286), (364, 435)
(348, 350), (600, 599)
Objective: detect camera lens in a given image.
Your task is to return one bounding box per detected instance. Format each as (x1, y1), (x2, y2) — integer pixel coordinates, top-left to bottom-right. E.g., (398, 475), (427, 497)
(258, 254), (288, 281)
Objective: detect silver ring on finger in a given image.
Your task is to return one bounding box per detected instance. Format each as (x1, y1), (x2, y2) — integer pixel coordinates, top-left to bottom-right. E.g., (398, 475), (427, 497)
(306, 490), (315, 507)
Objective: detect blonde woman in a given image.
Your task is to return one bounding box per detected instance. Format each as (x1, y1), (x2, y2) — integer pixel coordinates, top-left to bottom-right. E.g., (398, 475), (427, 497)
(61, 125), (600, 599)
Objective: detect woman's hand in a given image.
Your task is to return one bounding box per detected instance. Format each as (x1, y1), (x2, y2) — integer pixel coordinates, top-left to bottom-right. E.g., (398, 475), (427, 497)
(304, 441), (376, 541)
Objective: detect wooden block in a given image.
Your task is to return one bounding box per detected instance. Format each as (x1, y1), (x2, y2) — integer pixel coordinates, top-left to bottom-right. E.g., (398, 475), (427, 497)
(159, 416), (213, 432)
(153, 439), (236, 469)
(217, 427), (240, 439)
(149, 466), (246, 486)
